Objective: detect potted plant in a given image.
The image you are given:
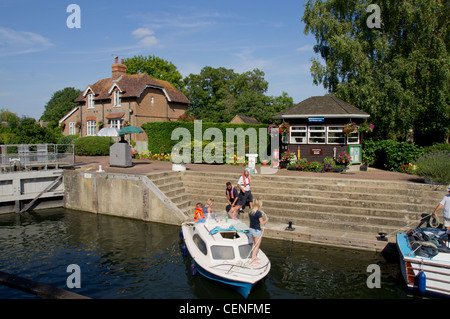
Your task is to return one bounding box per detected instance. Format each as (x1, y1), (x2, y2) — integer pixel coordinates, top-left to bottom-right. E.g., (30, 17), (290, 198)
(279, 122), (290, 143)
(335, 152), (352, 172)
(342, 122), (357, 137)
(280, 150), (297, 168)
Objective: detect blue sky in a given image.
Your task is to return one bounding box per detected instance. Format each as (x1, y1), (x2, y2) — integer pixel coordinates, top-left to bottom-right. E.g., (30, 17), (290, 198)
(0, 0), (327, 120)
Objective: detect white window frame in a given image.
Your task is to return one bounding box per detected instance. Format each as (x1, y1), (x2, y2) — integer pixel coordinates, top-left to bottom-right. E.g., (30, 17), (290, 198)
(308, 126), (326, 144)
(113, 90), (121, 107)
(88, 93), (95, 109)
(87, 120), (96, 136)
(109, 119), (122, 130)
(289, 126), (307, 144)
(347, 131), (360, 144)
(327, 126), (345, 144)
(69, 122), (75, 135)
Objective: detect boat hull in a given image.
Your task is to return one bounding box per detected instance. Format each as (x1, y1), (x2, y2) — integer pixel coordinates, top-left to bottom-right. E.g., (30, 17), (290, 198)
(181, 218), (270, 298)
(193, 260), (256, 298)
(397, 232), (450, 297)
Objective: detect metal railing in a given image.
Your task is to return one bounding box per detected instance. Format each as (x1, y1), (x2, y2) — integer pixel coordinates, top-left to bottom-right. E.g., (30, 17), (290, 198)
(0, 144), (75, 172)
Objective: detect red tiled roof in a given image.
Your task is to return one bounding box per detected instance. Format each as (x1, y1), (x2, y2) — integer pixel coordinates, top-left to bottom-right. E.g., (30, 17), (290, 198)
(75, 73), (190, 105)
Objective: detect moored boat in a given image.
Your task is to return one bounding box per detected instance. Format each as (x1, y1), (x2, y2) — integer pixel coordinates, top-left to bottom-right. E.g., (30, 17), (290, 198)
(181, 213), (271, 298)
(397, 227), (450, 297)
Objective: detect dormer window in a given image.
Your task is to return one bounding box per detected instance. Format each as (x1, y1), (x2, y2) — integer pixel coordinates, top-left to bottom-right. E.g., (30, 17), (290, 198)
(88, 93), (95, 109)
(113, 90), (121, 107)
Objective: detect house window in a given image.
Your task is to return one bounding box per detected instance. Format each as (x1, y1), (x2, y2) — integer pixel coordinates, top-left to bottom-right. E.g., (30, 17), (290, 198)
(289, 126), (307, 144)
(113, 90), (121, 107)
(347, 131), (360, 144)
(88, 93), (95, 109)
(109, 119), (122, 130)
(87, 120), (96, 136)
(308, 126), (326, 144)
(69, 122), (76, 135)
(327, 126), (345, 144)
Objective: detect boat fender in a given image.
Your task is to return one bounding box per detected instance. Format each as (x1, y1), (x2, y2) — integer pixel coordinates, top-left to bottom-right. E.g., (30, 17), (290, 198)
(182, 244), (187, 257)
(191, 263), (196, 276)
(179, 229), (184, 240)
(417, 270), (426, 293)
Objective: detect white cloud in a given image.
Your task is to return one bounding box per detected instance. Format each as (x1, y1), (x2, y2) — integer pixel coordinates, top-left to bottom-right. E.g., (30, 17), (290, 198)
(0, 26), (53, 57)
(132, 27), (158, 47)
(132, 27), (154, 38)
(296, 44), (314, 52)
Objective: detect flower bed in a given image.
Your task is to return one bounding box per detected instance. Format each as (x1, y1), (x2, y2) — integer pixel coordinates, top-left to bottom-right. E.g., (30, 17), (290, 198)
(287, 157), (336, 173)
(136, 150), (171, 161)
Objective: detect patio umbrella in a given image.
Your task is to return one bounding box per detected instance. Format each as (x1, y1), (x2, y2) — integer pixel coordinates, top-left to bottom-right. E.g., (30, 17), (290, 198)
(119, 125), (144, 134)
(96, 127), (120, 137)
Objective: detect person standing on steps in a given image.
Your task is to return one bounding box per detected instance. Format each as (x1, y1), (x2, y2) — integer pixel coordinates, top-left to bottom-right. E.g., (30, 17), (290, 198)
(432, 185), (450, 230)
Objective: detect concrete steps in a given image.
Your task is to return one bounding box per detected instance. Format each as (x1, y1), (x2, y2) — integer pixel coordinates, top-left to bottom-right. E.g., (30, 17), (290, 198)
(147, 170), (445, 251)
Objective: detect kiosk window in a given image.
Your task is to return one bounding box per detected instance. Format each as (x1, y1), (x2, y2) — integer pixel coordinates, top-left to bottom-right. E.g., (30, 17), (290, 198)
(290, 126), (307, 144)
(347, 131), (360, 144)
(327, 126), (345, 144)
(308, 126), (326, 144)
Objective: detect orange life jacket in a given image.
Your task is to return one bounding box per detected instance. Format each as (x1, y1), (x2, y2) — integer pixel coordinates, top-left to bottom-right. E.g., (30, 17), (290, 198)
(194, 206), (205, 222)
(242, 174), (251, 187)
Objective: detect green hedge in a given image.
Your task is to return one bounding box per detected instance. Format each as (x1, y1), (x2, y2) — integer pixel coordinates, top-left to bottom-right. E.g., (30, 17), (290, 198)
(74, 136), (111, 156)
(363, 140), (423, 171)
(141, 121), (270, 163)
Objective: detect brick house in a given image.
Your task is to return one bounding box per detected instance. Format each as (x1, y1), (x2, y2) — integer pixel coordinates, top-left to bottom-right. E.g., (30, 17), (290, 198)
(59, 57), (190, 152)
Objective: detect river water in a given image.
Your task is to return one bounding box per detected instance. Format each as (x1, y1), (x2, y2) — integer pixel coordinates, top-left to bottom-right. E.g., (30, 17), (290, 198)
(0, 208), (431, 299)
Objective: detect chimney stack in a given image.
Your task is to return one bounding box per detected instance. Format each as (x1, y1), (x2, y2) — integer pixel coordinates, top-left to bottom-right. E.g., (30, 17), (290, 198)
(112, 57), (127, 79)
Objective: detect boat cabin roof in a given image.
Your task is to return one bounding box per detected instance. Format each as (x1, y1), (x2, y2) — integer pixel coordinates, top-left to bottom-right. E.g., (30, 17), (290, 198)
(195, 213), (251, 246)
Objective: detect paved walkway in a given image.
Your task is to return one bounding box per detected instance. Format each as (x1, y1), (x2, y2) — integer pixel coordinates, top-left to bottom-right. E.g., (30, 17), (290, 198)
(73, 156), (425, 183)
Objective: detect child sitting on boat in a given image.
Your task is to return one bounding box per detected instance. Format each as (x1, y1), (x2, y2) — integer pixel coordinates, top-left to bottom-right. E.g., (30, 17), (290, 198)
(203, 198), (214, 219)
(194, 203), (204, 222)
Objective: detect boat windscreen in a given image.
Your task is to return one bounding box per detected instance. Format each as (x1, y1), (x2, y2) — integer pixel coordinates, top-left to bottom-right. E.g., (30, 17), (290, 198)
(211, 245), (235, 260)
(238, 244), (252, 259)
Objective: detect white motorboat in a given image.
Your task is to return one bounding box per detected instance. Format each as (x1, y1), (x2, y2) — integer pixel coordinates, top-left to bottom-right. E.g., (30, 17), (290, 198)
(180, 213), (271, 298)
(397, 227), (450, 297)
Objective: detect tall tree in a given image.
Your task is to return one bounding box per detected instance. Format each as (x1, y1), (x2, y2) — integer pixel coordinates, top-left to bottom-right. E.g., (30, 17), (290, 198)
(40, 87), (81, 124)
(124, 55), (184, 90)
(183, 66), (293, 123)
(302, 0), (449, 145)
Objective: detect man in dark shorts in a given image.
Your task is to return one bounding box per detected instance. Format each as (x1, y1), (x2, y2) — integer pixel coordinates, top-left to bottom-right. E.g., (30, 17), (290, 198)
(228, 168), (253, 219)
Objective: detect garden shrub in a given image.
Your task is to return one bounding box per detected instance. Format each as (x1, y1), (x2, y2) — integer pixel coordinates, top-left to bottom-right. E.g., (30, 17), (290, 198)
(363, 139), (423, 171)
(414, 151), (450, 184)
(74, 136), (110, 156)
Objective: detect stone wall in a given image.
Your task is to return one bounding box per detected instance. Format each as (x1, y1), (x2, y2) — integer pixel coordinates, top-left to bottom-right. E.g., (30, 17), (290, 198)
(63, 170), (188, 225)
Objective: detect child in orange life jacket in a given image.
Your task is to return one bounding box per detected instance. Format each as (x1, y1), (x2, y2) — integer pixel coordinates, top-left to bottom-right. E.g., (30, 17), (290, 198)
(194, 203), (205, 222)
